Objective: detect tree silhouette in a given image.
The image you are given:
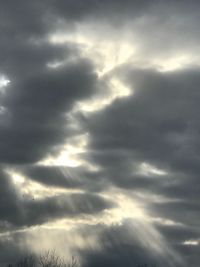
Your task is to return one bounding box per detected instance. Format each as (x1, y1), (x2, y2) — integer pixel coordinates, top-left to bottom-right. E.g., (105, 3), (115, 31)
(7, 251), (79, 267)
(7, 250), (157, 267)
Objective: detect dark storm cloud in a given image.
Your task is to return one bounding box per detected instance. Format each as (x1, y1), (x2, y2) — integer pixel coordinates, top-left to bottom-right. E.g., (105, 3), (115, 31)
(155, 223), (200, 245)
(49, 0), (154, 23)
(81, 219), (181, 267)
(1, 0), (200, 266)
(17, 192), (114, 227)
(78, 67), (200, 265)
(0, 0), (152, 38)
(0, 165), (113, 229)
(151, 200), (200, 228)
(19, 166), (81, 189)
(0, 173), (114, 227)
(1, 0), (200, 165)
(154, 223), (200, 267)
(0, 0), (101, 164)
(1, 0), (200, 42)
(83, 67), (200, 179)
(0, 57), (97, 164)
(17, 165), (110, 193)
(0, 170), (20, 227)
(0, 0), (162, 38)
(0, 39), (73, 79)
(0, 0), (49, 37)
(49, 0), (200, 30)
(175, 244), (200, 267)
(0, 232), (28, 267)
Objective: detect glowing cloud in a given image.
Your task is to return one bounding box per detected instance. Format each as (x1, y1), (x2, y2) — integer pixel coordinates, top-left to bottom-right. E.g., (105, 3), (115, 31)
(138, 162), (167, 176)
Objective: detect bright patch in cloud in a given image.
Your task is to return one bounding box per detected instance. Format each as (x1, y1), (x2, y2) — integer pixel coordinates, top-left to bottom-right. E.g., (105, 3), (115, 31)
(75, 77), (131, 113)
(152, 54), (195, 72)
(38, 134), (89, 167)
(183, 240), (199, 246)
(49, 30), (135, 76)
(0, 75), (10, 89)
(6, 170), (68, 199)
(138, 162), (167, 176)
(151, 217), (184, 226)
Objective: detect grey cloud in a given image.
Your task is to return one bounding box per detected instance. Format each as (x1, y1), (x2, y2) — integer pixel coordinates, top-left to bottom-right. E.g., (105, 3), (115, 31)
(0, 233), (28, 267)
(77, 65), (200, 215)
(0, 182), (114, 228)
(0, 0), (99, 165)
(78, 67), (200, 266)
(15, 165), (108, 193)
(0, 58), (97, 164)
(0, 0), (152, 42)
(49, 0), (154, 22)
(83, 67), (200, 175)
(19, 166), (82, 189)
(155, 223), (200, 245)
(49, 0), (200, 28)
(0, 168), (113, 228)
(1, 1), (200, 266)
(0, 40), (73, 79)
(0, 170), (20, 226)
(0, 1), (47, 37)
(154, 223), (200, 267)
(175, 244), (200, 267)
(81, 220), (181, 267)
(17, 192), (114, 227)
(151, 201), (200, 228)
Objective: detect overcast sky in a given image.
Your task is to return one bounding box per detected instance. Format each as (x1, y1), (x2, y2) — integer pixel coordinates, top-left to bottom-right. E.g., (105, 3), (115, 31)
(0, 1), (200, 266)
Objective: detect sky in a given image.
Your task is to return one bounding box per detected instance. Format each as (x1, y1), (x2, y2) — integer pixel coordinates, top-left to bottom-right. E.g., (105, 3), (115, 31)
(0, 0), (200, 266)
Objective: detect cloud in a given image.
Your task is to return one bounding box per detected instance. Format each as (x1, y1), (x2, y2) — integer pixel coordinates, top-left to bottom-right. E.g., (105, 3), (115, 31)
(76, 67), (200, 265)
(19, 166), (82, 189)
(81, 219), (184, 267)
(1, 55), (97, 163)
(0, 0), (99, 165)
(1, 1), (200, 267)
(0, 170), (20, 226)
(82, 67), (200, 175)
(0, 232), (28, 267)
(0, 177), (114, 228)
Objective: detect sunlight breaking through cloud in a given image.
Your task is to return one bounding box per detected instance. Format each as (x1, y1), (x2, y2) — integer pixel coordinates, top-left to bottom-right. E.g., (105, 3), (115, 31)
(38, 134), (89, 168)
(74, 77), (131, 113)
(138, 162), (167, 176)
(0, 75), (10, 90)
(49, 30), (135, 76)
(1, 1), (200, 266)
(183, 240), (199, 246)
(5, 170), (68, 199)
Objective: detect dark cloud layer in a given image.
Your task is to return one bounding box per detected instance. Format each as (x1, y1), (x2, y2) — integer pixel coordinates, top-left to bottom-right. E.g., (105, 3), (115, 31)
(1, 58), (96, 164)
(1, 1), (200, 267)
(83, 67), (200, 185)
(78, 67), (200, 266)
(20, 166), (81, 189)
(81, 220), (181, 267)
(0, 0), (98, 165)
(0, 170), (114, 228)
